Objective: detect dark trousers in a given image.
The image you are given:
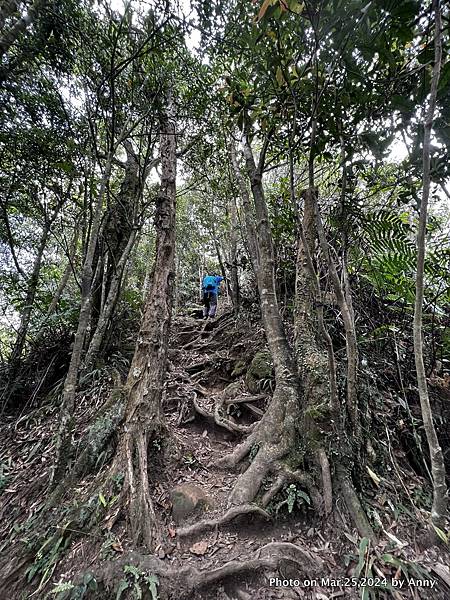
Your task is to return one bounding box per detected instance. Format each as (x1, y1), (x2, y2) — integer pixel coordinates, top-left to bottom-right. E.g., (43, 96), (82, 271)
(203, 292), (217, 317)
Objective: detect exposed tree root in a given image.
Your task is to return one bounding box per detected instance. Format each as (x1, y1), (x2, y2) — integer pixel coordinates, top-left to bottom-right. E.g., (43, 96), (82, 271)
(337, 464), (376, 540)
(181, 312), (234, 350)
(176, 503), (272, 538)
(224, 393), (267, 406)
(220, 382), (299, 505)
(216, 429), (258, 468)
(78, 541), (323, 599)
(192, 392), (256, 434)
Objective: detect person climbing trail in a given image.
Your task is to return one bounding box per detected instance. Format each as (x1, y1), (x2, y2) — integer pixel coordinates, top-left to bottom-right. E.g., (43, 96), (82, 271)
(201, 271), (224, 318)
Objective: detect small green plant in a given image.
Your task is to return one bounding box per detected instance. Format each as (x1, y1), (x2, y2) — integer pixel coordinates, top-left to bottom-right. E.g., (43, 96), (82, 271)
(274, 484), (311, 515)
(100, 532), (122, 559)
(343, 537), (435, 599)
(249, 443), (260, 462)
(182, 453), (199, 467)
(97, 490), (119, 510)
(26, 534), (69, 592)
(116, 565), (159, 600)
(44, 573), (98, 599)
(0, 462), (9, 494)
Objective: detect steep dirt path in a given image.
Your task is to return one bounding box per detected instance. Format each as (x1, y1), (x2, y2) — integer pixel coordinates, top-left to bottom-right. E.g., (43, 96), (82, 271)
(160, 312), (337, 600)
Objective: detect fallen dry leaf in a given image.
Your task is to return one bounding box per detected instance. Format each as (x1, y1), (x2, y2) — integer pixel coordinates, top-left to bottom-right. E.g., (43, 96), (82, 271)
(111, 541), (123, 553)
(190, 540), (208, 555)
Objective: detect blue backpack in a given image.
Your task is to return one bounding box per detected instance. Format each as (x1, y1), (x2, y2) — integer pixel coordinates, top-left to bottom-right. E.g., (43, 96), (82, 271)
(203, 275), (216, 291)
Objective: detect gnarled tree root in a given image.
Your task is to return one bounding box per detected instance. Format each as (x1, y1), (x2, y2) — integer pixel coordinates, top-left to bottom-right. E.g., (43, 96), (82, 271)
(192, 392), (256, 434)
(76, 541), (324, 599)
(176, 503), (272, 538)
(337, 465), (376, 541)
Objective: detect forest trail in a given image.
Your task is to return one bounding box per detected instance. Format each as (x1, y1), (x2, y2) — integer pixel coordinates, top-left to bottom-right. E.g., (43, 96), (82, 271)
(155, 309), (338, 599)
(1, 308), (450, 599)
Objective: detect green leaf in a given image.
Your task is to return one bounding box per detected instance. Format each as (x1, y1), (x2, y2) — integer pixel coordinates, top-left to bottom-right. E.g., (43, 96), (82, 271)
(49, 582), (75, 595)
(133, 582), (143, 599)
(432, 525), (448, 545)
(116, 579), (129, 600)
(355, 537), (369, 578)
(124, 564), (141, 579)
(276, 66), (285, 86)
(257, 0), (276, 22)
(144, 574), (159, 600)
(98, 492), (107, 507)
(289, 0), (304, 14)
(296, 489), (311, 505)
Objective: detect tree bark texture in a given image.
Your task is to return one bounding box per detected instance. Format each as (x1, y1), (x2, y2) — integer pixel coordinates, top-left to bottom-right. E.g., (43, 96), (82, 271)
(85, 143), (147, 368)
(229, 196), (240, 316)
(413, 0), (447, 528)
(223, 136), (300, 506)
(294, 190), (330, 421)
(312, 192), (360, 437)
(111, 99), (177, 550)
(229, 142), (259, 274)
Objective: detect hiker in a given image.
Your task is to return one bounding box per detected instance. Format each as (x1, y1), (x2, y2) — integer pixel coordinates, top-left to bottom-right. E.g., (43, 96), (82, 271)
(201, 272), (224, 318)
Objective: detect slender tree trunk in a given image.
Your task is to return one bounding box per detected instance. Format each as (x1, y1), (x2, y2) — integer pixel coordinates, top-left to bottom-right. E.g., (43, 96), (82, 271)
(111, 98), (177, 550)
(242, 136), (292, 376)
(313, 196), (360, 436)
(221, 136), (303, 507)
(9, 221), (50, 363)
(84, 226), (138, 369)
(229, 142), (259, 273)
(52, 154), (113, 484)
(229, 196), (240, 316)
(45, 225), (79, 319)
(84, 142), (148, 366)
(413, 0), (447, 528)
(294, 190), (329, 412)
(0, 0), (47, 58)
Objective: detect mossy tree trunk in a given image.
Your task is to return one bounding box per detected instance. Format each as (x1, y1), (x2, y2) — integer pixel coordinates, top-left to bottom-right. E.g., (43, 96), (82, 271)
(222, 134), (302, 506)
(110, 98), (177, 550)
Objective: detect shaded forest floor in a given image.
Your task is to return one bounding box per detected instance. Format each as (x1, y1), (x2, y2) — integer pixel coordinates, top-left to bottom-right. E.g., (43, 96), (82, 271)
(1, 307), (450, 599)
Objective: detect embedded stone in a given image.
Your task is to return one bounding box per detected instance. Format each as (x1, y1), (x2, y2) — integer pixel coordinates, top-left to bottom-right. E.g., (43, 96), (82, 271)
(170, 483), (211, 524)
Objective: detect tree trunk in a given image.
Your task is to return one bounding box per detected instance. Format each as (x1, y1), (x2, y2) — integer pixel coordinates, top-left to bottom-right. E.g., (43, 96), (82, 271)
(110, 98), (177, 550)
(84, 142), (148, 367)
(229, 196), (240, 316)
(45, 225), (79, 319)
(313, 194), (360, 437)
(9, 220), (50, 363)
(84, 226), (138, 369)
(52, 154), (113, 484)
(221, 136), (301, 507)
(294, 190), (330, 416)
(229, 142), (259, 273)
(413, 0), (447, 528)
